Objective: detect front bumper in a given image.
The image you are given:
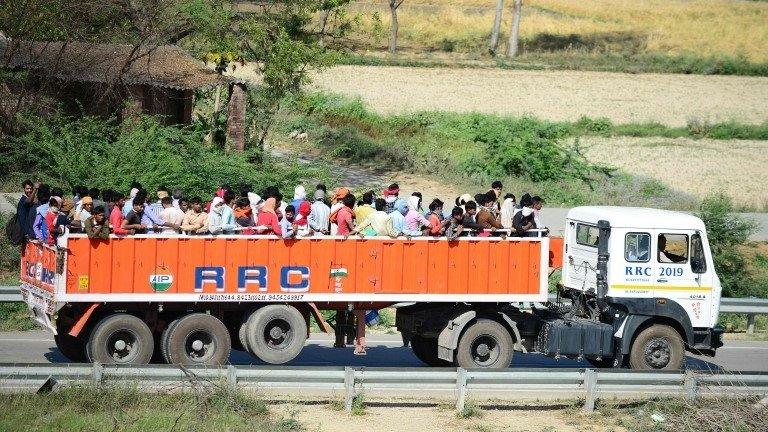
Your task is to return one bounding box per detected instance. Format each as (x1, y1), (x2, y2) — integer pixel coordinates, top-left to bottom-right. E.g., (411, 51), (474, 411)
(690, 324), (724, 357)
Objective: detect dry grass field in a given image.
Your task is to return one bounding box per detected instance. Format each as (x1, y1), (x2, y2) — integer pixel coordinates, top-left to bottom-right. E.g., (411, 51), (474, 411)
(580, 136), (768, 209)
(345, 0), (768, 61)
(306, 65), (768, 126)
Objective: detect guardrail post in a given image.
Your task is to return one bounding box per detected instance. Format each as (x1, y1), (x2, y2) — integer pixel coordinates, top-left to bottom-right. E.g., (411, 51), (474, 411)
(91, 362), (103, 386)
(684, 370), (698, 401)
(747, 314), (756, 334)
(344, 367), (355, 412)
(456, 367), (468, 412)
(227, 365), (237, 390)
(583, 369), (597, 413)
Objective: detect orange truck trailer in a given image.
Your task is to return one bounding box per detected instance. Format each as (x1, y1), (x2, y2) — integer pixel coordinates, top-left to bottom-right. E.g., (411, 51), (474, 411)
(19, 207), (724, 369)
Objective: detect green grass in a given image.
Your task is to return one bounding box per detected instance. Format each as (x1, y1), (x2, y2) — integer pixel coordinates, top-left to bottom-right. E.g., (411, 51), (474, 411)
(278, 92), (709, 209)
(0, 386), (301, 432)
(0, 303), (35, 331)
(339, 51), (768, 77)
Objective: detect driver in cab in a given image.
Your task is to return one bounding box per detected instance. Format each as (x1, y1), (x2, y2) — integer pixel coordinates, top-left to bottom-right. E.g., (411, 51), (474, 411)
(658, 234), (686, 263)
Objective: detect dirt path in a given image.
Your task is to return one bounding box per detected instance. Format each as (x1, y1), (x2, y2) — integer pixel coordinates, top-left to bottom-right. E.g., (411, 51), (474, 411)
(305, 65), (768, 127)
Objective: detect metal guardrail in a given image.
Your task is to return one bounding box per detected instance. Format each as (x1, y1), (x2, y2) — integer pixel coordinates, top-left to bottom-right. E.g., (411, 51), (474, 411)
(0, 364), (766, 413)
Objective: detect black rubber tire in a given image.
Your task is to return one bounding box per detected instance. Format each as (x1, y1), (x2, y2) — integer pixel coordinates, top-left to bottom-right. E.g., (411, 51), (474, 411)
(245, 305), (307, 364)
(85, 314), (154, 365)
(55, 333), (87, 363)
(166, 313), (231, 365)
(237, 318), (249, 352)
(455, 319), (514, 369)
(411, 336), (452, 367)
(629, 324), (685, 370)
(159, 318), (181, 364)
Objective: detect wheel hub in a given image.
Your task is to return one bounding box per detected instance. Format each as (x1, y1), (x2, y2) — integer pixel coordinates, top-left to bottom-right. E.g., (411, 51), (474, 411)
(476, 343), (490, 357)
(191, 340), (204, 352)
(185, 331), (214, 361)
(114, 339), (127, 351)
(644, 337), (671, 368)
(471, 335), (500, 366)
(107, 330), (137, 362)
(269, 326), (285, 339)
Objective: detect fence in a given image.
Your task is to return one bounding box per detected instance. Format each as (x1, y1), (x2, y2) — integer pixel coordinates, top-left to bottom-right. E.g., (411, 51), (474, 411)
(0, 363), (766, 413)
(3, 286), (766, 332)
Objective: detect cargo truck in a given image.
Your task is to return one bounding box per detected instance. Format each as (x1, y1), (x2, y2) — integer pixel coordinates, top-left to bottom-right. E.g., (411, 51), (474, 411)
(19, 206), (723, 369)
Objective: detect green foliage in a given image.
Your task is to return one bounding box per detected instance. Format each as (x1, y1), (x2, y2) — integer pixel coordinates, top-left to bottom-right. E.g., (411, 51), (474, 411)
(350, 393), (366, 416)
(456, 401), (483, 419)
(0, 212), (21, 275)
(697, 194), (761, 298)
(6, 115), (322, 198)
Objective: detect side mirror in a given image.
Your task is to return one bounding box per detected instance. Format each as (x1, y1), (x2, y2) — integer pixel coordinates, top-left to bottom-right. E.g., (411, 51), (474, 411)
(691, 257), (705, 274)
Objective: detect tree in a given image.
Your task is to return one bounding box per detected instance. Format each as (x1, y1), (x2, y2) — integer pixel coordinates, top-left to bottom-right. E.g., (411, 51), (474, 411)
(489, 0), (504, 55)
(388, 0), (405, 53)
(505, 0), (522, 58)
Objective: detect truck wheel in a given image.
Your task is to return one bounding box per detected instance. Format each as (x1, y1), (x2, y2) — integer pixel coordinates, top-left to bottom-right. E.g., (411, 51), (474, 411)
(411, 336), (452, 367)
(55, 333), (87, 363)
(629, 324), (685, 370)
(237, 318), (249, 352)
(166, 313), (231, 365)
(86, 314), (154, 365)
(159, 318), (181, 364)
(455, 319), (514, 369)
(245, 305), (307, 364)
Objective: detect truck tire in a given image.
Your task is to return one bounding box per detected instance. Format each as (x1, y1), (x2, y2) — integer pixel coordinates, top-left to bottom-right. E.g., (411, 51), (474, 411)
(245, 305), (307, 364)
(166, 313), (231, 365)
(237, 318), (249, 352)
(455, 319), (514, 369)
(159, 318), (181, 364)
(85, 314), (154, 365)
(55, 333), (87, 363)
(411, 336), (452, 367)
(629, 324), (685, 370)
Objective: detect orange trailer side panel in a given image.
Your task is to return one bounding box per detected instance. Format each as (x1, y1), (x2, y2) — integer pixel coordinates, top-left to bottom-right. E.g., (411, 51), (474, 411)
(58, 235), (553, 302)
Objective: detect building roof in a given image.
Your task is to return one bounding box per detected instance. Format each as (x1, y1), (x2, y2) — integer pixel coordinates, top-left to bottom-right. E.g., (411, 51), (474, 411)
(567, 206), (706, 231)
(0, 40), (231, 90)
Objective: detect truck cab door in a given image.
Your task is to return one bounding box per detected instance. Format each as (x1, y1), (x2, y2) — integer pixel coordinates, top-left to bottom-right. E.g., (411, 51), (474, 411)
(653, 229), (712, 328)
(565, 221), (599, 293)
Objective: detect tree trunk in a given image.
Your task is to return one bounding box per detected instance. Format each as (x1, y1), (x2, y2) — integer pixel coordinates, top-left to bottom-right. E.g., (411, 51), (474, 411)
(505, 0), (522, 58)
(319, 9), (331, 47)
(389, 1), (399, 54)
(489, 0), (504, 54)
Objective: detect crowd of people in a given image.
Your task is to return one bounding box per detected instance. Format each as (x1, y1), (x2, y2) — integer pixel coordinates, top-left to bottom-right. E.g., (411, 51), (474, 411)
(15, 179), (547, 245)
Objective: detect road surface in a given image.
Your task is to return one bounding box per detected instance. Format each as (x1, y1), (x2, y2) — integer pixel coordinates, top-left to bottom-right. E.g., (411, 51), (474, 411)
(0, 331), (765, 372)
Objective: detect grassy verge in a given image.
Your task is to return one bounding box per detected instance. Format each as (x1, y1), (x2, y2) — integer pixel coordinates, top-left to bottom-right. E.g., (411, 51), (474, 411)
(0, 386), (302, 432)
(277, 92), (706, 209)
(340, 51), (768, 77)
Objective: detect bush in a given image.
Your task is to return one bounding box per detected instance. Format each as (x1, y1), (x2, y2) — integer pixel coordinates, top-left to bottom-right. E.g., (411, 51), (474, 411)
(0, 212), (21, 277)
(697, 194), (761, 298)
(6, 115), (323, 198)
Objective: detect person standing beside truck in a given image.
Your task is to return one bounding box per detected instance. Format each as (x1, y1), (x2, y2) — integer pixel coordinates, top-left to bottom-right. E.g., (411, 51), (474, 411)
(85, 206), (110, 239)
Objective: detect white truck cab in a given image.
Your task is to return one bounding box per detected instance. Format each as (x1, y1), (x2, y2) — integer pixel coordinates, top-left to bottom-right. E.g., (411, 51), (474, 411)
(560, 206), (724, 369)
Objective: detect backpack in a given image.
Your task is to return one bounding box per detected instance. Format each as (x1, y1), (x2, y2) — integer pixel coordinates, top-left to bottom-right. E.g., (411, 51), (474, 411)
(5, 212), (24, 245)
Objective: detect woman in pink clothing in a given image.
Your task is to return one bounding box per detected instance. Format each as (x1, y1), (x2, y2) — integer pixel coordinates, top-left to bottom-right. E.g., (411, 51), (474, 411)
(256, 197), (283, 236)
(404, 195), (431, 236)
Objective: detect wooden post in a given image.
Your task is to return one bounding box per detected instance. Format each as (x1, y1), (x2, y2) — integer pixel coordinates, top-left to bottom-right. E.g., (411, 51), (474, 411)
(505, 0), (523, 58)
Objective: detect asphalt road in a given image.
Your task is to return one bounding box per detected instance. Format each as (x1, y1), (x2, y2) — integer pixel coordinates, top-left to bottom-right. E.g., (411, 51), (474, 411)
(0, 331), (765, 372)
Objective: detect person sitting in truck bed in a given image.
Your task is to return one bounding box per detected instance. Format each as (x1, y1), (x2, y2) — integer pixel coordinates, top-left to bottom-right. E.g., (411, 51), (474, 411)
(208, 192), (238, 235)
(427, 199), (449, 236)
(461, 201), (484, 234)
(180, 197), (208, 234)
(512, 196), (536, 237)
(122, 196), (148, 234)
(308, 189), (330, 235)
(476, 192), (503, 233)
(159, 196), (184, 234)
(335, 194), (356, 236)
(349, 198), (389, 237)
(256, 197), (283, 236)
(279, 205), (298, 238)
(387, 198), (408, 238)
(110, 193), (133, 236)
(85, 206), (110, 239)
(404, 195), (431, 236)
(500, 193), (516, 230)
(445, 206), (466, 240)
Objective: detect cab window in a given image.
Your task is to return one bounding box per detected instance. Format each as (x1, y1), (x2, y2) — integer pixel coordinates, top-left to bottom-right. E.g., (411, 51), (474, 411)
(690, 233), (707, 273)
(658, 234), (688, 264)
(625, 233), (650, 262)
(576, 223), (599, 247)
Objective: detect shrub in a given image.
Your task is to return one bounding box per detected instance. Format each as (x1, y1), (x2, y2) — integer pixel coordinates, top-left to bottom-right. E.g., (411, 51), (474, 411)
(6, 115), (323, 198)
(697, 194), (761, 298)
